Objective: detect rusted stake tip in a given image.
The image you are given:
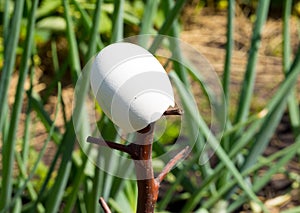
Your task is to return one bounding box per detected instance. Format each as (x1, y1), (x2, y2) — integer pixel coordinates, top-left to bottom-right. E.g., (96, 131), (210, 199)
(163, 107), (183, 116)
(99, 197), (112, 213)
(86, 136), (93, 142)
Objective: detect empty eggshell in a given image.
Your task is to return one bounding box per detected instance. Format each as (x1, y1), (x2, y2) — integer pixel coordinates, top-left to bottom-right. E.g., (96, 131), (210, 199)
(90, 42), (174, 133)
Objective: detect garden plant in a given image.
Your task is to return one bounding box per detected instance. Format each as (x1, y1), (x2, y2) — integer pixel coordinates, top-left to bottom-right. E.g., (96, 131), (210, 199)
(0, 0), (300, 212)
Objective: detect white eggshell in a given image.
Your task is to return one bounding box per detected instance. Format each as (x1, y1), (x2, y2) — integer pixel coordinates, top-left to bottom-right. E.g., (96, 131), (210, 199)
(90, 42), (174, 132)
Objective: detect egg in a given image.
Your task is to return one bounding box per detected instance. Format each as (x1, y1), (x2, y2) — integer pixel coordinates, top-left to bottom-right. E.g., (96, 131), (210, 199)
(90, 42), (174, 133)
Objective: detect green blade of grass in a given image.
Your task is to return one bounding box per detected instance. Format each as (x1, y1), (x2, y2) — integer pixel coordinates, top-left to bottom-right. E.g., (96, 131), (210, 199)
(111, 0), (124, 42)
(29, 92), (61, 143)
(32, 132), (66, 210)
(72, 0), (104, 50)
(2, 0), (9, 45)
(87, 154), (103, 213)
(78, 190), (88, 213)
(234, 0), (270, 124)
(242, 45), (300, 171)
(1, 101), (9, 143)
(185, 44), (300, 210)
(149, 0), (186, 53)
(0, 0), (25, 134)
(63, 1), (103, 210)
(0, 0), (38, 208)
(45, 121), (76, 213)
(162, 0), (189, 85)
(51, 40), (60, 74)
(182, 118), (264, 211)
(36, 0), (60, 19)
(228, 136), (300, 212)
(46, 54), (93, 213)
(203, 135), (300, 210)
(63, 0), (81, 81)
(62, 149), (89, 213)
(85, 0), (103, 61)
(169, 72), (266, 213)
(223, 0), (234, 109)
(225, 44), (300, 200)
(283, 0), (300, 136)
(15, 151), (44, 212)
(1, 83), (61, 213)
(22, 63), (35, 168)
(47, 47), (93, 212)
(221, 0), (234, 166)
(139, 0), (159, 46)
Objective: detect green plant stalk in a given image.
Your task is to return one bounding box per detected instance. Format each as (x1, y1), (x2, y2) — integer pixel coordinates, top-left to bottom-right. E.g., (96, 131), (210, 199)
(234, 0), (270, 124)
(63, 0), (103, 211)
(45, 121), (76, 213)
(221, 110), (266, 138)
(36, 0), (61, 19)
(6, 84), (61, 213)
(46, 42), (92, 212)
(228, 137), (300, 212)
(283, 0), (292, 73)
(22, 64), (34, 167)
(111, 0), (124, 42)
(1, 83), (60, 213)
(221, 0), (234, 153)
(63, 0), (81, 81)
(223, 0), (234, 110)
(32, 131), (66, 210)
(85, 0), (102, 61)
(0, 0), (37, 208)
(242, 45), (300, 171)
(51, 40), (60, 74)
(185, 43), (300, 211)
(203, 135), (300, 210)
(87, 155), (103, 213)
(2, 0), (9, 45)
(149, 0), (186, 53)
(283, 0), (300, 136)
(86, 116), (107, 213)
(162, 50), (223, 188)
(63, 152), (89, 213)
(52, 48), (94, 212)
(43, 60), (69, 101)
(92, 114), (123, 202)
(0, 0), (25, 134)
(1, 101), (9, 142)
(78, 190), (88, 213)
(170, 72), (267, 212)
(218, 0), (235, 192)
(29, 93), (61, 143)
(226, 43), (300, 200)
(162, 0), (189, 85)
(12, 198), (21, 213)
(72, 0), (104, 49)
(102, 138), (123, 201)
(182, 118), (264, 212)
(15, 152), (43, 211)
(139, 0), (159, 46)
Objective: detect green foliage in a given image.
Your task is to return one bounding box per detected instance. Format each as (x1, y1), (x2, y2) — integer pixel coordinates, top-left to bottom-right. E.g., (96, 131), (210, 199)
(0, 0), (299, 212)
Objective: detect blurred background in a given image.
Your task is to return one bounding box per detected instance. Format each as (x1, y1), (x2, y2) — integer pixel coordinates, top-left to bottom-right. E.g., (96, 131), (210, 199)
(0, 0), (300, 212)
